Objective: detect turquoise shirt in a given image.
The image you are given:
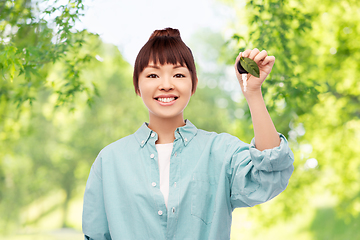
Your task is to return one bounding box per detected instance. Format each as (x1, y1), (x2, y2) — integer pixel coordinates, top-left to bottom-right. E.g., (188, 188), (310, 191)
(82, 120), (294, 240)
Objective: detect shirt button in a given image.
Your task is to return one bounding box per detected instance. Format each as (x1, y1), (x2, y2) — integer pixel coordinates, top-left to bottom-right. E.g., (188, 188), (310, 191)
(150, 154), (155, 158)
(174, 152), (177, 157)
(184, 138), (188, 142)
(172, 207), (175, 213)
(152, 182), (156, 187)
(151, 132), (155, 137)
(158, 210), (163, 216)
(174, 182), (177, 187)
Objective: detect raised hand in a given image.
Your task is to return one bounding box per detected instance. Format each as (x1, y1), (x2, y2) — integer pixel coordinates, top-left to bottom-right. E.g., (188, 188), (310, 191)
(234, 48), (275, 96)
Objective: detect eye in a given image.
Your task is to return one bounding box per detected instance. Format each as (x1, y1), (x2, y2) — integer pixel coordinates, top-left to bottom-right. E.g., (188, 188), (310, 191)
(174, 74), (185, 78)
(147, 74), (158, 78)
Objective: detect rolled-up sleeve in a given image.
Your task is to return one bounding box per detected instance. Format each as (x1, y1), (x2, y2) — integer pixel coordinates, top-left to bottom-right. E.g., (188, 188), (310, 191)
(82, 155), (112, 240)
(229, 133), (294, 209)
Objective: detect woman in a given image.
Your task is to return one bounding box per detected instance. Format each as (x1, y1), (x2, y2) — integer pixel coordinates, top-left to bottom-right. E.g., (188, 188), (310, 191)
(82, 28), (294, 240)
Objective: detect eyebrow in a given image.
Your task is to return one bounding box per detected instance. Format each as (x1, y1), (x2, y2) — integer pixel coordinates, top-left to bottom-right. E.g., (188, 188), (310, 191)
(147, 65), (185, 69)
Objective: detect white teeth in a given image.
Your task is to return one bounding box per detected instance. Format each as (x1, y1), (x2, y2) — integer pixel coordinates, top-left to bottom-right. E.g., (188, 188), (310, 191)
(157, 97), (175, 103)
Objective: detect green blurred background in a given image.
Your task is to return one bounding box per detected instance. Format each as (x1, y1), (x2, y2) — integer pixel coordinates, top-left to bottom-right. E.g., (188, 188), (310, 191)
(1, 0), (359, 239)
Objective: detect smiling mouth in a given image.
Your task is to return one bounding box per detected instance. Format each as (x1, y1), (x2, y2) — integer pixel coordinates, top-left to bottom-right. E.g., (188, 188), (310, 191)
(155, 97), (178, 103)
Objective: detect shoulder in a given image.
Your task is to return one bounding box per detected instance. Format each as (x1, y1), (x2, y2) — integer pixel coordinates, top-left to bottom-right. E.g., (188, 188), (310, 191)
(196, 128), (244, 142)
(99, 134), (137, 157)
(91, 134), (138, 175)
(195, 128), (248, 152)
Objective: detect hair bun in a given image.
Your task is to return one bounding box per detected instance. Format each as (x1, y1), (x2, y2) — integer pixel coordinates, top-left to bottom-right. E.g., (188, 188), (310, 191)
(149, 28), (181, 40)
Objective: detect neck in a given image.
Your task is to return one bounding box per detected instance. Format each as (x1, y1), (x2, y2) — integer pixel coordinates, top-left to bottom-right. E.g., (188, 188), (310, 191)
(148, 114), (185, 144)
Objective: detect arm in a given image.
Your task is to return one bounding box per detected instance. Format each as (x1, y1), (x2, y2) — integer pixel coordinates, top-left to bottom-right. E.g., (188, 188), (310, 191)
(234, 48), (279, 151)
(228, 49), (294, 209)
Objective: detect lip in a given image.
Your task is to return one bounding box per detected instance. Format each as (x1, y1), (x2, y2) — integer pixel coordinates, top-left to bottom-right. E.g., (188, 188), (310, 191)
(154, 94), (178, 106)
(154, 94), (178, 99)
(156, 99), (177, 106)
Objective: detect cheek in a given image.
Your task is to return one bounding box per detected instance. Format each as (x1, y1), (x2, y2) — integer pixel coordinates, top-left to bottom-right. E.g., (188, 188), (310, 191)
(185, 82), (193, 96)
(138, 81), (149, 96)
(178, 79), (192, 91)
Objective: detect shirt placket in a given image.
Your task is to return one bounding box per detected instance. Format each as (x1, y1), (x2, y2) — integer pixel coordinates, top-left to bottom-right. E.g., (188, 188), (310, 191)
(147, 131), (168, 233)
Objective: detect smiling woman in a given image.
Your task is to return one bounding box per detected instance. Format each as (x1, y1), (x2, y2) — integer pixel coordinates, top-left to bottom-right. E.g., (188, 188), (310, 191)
(82, 27), (294, 240)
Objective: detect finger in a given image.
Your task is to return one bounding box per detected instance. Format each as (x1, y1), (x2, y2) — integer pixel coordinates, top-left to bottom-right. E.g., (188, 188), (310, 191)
(234, 52), (242, 76)
(249, 48), (260, 60)
(234, 52), (242, 72)
(262, 55), (275, 66)
(254, 50), (268, 64)
(242, 49), (252, 58)
(235, 52), (242, 63)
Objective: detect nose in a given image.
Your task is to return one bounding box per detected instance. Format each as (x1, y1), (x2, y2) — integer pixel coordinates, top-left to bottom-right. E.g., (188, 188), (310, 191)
(159, 76), (174, 91)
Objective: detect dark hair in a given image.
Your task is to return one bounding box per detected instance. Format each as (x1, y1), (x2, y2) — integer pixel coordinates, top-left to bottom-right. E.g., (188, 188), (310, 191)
(133, 28), (197, 94)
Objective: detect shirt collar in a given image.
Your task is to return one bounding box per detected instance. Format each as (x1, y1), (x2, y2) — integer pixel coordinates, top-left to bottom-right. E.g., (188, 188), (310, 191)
(134, 119), (197, 147)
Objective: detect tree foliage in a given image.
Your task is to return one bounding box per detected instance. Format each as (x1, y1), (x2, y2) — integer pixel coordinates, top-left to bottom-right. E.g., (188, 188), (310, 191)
(0, 31), (140, 232)
(0, 0), (97, 108)
(219, 0), (360, 231)
(0, 0), (99, 232)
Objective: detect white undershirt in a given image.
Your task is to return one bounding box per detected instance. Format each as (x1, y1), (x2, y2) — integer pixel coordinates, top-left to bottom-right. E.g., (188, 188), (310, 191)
(155, 143), (173, 209)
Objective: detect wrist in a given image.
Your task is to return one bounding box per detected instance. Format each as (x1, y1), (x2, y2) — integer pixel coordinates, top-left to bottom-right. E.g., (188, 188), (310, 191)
(244, 88), (263, 102)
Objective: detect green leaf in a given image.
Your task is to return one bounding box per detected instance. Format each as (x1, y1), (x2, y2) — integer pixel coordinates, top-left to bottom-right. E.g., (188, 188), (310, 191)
(240, 57), (260, 78)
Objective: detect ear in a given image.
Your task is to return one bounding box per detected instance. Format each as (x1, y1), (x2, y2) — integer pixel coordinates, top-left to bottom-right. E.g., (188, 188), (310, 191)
(191, 77), (198, 95)
(136, 89), (141, 97)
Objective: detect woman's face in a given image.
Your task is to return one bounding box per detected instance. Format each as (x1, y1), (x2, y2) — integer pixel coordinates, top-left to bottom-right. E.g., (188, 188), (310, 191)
(137, 62), (194, 121)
